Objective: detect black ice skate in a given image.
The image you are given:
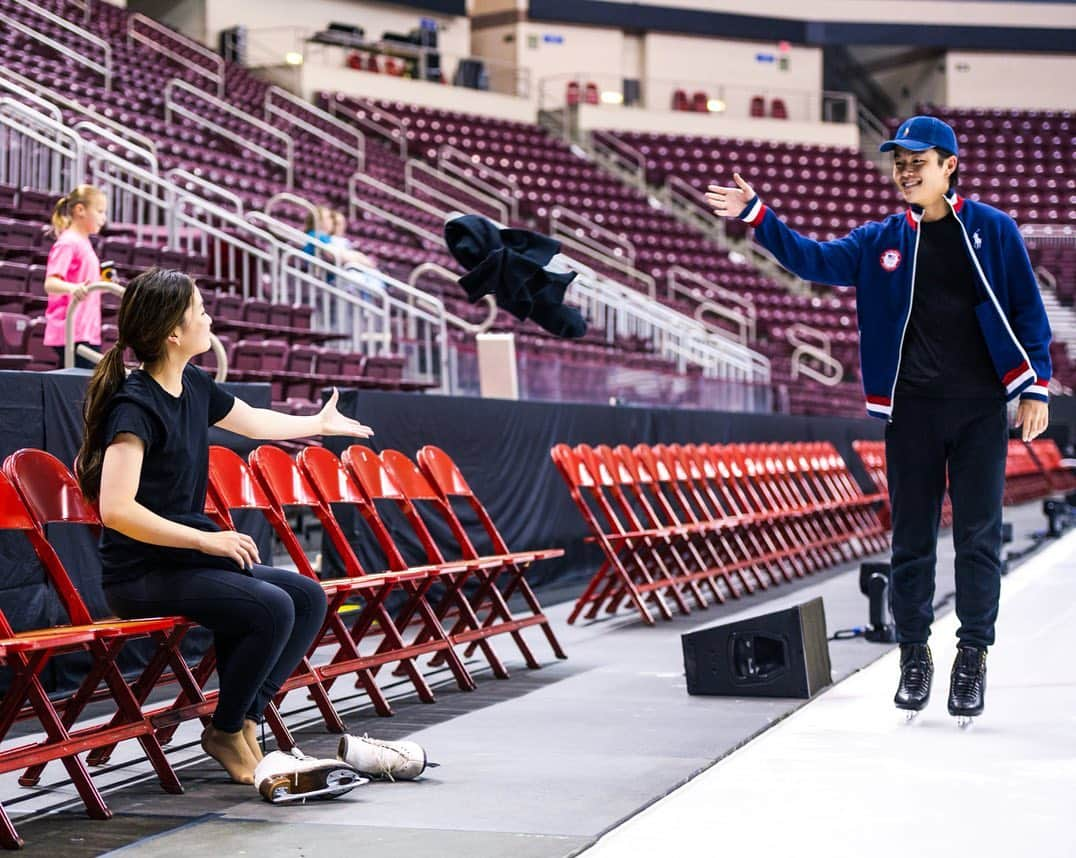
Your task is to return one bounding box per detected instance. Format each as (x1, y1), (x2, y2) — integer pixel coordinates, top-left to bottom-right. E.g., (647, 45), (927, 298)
(894, 643), (933, 720)
(948, 644), (987, 728)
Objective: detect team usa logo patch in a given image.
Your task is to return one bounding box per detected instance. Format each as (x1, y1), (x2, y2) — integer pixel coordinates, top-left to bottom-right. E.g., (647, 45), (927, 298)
(880, 249), (902, 272)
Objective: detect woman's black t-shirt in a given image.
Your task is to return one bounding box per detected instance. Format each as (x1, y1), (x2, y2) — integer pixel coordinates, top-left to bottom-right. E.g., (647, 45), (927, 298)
(98, 363), (236, 587)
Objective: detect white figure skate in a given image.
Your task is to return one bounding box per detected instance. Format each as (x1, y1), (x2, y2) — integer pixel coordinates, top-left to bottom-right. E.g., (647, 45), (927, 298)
(337, 733), (437, 782)
(255, 747), (367, 804)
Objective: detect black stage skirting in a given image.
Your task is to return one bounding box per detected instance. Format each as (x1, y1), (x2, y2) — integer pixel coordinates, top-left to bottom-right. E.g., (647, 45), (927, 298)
(3, 369), (1072, 692)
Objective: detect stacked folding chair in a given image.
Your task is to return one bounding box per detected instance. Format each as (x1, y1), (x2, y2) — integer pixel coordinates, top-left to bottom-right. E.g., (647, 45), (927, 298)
(853, 439), (956, 528)
(1004, 439), (1053, 504)
(552, 441), (888, 625)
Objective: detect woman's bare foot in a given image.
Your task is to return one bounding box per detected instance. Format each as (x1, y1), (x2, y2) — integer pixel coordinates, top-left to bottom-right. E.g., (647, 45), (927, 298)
(201, 724), (258, 784)
(242, 719), (265, 763)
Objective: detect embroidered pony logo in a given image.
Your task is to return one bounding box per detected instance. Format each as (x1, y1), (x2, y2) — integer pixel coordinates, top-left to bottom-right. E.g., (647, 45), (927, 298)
(880, 249), (902, 272)
(973, 230), (982, 250)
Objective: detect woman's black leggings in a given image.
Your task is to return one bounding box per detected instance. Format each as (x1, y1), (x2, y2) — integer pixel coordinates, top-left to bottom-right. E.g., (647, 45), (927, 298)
(105, 565), (327, 733)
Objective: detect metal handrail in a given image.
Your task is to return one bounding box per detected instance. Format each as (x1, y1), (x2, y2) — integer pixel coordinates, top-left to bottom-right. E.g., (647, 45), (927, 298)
(63, 281), (229, 381)
(73, 121), (157, 173)
(264, 86), (365, 173)
(348, 172), (444, 246)
(589, 131), (646, 187)
(437, 146), (520, 221)
(165, 168), (245, 216)
(555, 234), (655, 299)
(0, 66), (157, 155)
(325, 94), (408, 158)
(408, 263), (498, 335)
(668, 266), (756, 342)
(787, 322), (842, 386)
(0, 11), (110, 91)
(127, 12), (225, 97)
(165, 79), (295, 188)
(550, 206), (636, 266)
(405, 159), (508, 224)
(0, 69), (62, 123)
(0, 97), (84, 191)
(264, 192), (320, 228)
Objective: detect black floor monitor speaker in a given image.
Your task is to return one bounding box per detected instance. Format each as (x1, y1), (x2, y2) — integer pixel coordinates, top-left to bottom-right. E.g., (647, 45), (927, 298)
(682, 597), (832, 698)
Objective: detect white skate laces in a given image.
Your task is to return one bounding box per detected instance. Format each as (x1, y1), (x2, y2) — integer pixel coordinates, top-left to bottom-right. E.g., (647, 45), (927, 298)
(337, 733), (438, 782)
(254, 746), (367, 804)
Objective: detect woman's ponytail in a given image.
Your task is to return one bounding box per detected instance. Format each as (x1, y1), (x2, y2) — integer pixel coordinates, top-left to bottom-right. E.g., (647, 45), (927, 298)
(75, 344), (129, 501)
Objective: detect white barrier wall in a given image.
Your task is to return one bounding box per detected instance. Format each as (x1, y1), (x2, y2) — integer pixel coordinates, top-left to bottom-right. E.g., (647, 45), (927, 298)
(946, 52), (1076, 111)
(577, 104), (859, 149)
(585, 0), (1076, 28)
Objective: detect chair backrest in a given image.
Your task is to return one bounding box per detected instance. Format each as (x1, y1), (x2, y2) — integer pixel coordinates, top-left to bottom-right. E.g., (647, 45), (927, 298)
(3, 449), (100, 625)
(0, 469), (36, 532)
(750, 95), (766, 117)
(207, 446), (273, 512)
(379, 449), (476, 562)
(417, 444), (509, 555)
(297, 446), (394, 573)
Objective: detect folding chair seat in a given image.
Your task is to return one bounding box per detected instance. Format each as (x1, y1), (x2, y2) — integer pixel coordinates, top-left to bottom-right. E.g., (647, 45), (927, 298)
(378, 447), (566, 668)
(343, 446), (518, 678)
(240, 444), (449, 715)
(417, 444), (566, 660)
(1030, 439), (1076, 492)
(549, 443), (680, 626)
(1, 451), (190, 807)
(296, 446), (476, 693)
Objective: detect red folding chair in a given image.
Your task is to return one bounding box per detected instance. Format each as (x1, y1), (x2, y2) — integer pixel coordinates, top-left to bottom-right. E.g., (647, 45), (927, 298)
(382, 447), (566, 667)
(247, 444), (444, 714)
(550, 443), (680, 625)
(2, 451), (187, 805)
(658, 443), (779, 593)
(343, 446), (516, 679)
(0, 471), (104, 850)
(585, 443), (713, 614)
(646, 443), (762, 597)
(297, 446), (476, 693)
(691, 443), (803, 583)
(1030, 439), (1076, 492)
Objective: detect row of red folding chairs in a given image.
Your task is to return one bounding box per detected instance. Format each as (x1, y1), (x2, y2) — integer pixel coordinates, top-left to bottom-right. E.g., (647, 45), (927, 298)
(551, 441), (889, 626)
(854, 438), (1074, 521)
(0, 444), (565, 850)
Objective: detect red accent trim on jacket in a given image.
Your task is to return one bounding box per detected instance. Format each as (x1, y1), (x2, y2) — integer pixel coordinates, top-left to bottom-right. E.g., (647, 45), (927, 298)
(1002, 361), (1031, 386)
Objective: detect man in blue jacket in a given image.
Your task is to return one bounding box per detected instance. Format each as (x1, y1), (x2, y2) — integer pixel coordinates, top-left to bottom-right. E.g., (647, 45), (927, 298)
(706, 116), (1051, 723)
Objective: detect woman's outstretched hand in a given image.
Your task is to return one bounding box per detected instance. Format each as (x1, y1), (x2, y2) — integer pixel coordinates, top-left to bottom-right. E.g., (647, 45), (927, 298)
(705, 173), (756, 219)
(318, 387), (375, 438)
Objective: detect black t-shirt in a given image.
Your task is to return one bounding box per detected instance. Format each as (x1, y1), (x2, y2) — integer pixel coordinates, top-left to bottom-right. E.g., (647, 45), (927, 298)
(99, 363), (237, 586)
(895, 212), (1004, 399)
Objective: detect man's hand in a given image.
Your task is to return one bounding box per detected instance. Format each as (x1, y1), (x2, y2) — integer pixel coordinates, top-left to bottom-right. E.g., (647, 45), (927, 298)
(705, 174), (756, 219)
(1014, 399), (1048, 442)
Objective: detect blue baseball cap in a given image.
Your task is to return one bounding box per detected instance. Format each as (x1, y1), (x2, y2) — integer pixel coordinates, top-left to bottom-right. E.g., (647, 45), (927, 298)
(880, 115), (959, 157)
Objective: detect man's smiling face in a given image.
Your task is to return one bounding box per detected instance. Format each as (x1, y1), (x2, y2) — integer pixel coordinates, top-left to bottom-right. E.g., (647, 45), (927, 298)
(892, 146), (956, 207)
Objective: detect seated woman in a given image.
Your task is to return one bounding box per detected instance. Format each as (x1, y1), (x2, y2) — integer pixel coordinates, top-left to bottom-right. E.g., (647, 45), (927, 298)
(76, 267), (374, 785)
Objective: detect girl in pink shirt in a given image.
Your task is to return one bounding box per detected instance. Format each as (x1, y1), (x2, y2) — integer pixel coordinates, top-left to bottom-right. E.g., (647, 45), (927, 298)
(44, 185), (107, 368)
